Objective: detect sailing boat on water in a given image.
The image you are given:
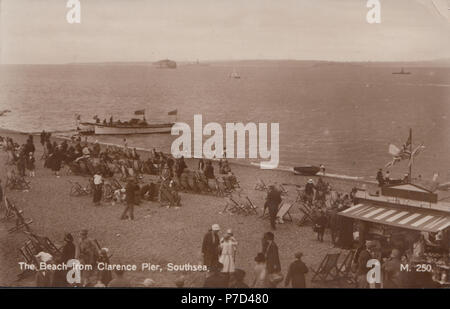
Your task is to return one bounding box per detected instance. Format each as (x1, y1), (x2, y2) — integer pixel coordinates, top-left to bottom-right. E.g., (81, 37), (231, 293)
(392, 67), (411, 75)
(230, 67), (240, 79)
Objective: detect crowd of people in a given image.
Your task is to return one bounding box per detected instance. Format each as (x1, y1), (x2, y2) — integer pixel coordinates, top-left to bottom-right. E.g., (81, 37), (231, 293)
(201, 224), (309, 288)
(32, 229), (165, 287)
(3, 131), (443, 289)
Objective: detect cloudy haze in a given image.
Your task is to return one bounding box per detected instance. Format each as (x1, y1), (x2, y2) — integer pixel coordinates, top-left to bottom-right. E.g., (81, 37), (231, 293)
(0, 0), (449, 64)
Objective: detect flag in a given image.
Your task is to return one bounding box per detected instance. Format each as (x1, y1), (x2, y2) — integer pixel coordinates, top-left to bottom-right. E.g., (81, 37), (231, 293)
(168, 109), (178, 116)
(134, 109), (145, 115)
(432, 172), (438, 182)
(384, 133), (413, 167)
(93, 115), (98, 120)
(388, 144), (401, 156)
(75, 114), (81, 120)
(408, 144), (425, 167)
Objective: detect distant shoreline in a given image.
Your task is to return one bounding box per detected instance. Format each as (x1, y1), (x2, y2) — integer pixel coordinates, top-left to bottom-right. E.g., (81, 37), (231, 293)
(1, 58), (449, 67)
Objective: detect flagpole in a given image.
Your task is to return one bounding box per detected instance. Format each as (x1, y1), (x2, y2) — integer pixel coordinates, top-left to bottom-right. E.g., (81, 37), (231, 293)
(409, 128), (412, 183)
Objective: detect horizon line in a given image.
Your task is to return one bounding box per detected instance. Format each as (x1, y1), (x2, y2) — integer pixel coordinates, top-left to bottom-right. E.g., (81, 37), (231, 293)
(1, 57), (450, 66)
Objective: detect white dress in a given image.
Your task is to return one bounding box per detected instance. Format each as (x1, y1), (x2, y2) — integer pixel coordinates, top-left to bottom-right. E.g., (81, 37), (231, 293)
(219, 240), (237, 273)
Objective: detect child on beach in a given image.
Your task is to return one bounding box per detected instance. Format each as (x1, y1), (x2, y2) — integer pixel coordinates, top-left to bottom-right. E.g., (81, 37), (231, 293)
(26, 152), (36, 177)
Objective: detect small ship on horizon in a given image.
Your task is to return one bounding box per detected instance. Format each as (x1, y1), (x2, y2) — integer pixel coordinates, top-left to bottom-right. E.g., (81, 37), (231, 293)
(392, 67), (411, 75)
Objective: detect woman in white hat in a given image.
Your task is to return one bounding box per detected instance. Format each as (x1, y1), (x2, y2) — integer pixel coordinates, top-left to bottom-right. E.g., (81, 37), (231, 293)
(219, 229), (238, 274)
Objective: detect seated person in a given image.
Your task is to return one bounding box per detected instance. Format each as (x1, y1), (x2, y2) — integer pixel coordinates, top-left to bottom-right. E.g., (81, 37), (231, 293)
(113, 188), (126, 205)
(204, 161), (215, 179)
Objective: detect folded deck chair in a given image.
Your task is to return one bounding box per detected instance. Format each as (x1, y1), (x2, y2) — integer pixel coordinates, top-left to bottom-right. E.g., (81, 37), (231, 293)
(310, 252), (341, 283)
(7, 199), (33, 234)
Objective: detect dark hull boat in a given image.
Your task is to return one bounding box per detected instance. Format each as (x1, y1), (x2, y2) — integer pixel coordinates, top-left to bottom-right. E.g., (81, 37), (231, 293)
(293, 165), (320, 176)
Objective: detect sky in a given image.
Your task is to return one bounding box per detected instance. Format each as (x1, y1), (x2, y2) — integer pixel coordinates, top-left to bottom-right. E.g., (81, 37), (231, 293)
(0, 0), (449, 64)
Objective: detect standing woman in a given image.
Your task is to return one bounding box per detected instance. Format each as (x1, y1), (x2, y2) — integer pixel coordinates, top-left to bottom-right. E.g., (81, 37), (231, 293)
(26, 152), (36, 177)
(219, 230), (238, 275)
(93, 172), (103, 206)
(252, 253), (268, 288)
(51, 145), (63, 177)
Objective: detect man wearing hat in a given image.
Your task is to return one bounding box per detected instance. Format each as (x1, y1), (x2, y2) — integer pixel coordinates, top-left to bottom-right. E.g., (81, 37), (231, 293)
(265, 185), (282, 230)
(382, 248), (402, 288)
(121, 178), (139, 220)
(285, 252), (308, 288)
(75, 229), (99, 286)
(264, 232), (281, 286)
(376, 168), (384, 187)
(356, 241), (375, 288)
(304, 179), (316, 205)
(202, 224), (221, 269)
(53, 233), (76, 287)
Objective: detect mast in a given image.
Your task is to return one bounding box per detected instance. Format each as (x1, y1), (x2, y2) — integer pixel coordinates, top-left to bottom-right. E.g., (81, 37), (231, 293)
(409, 128), (412, 182)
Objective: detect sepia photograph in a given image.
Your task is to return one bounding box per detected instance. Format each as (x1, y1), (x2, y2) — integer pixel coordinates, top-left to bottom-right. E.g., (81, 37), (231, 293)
(0, 0), (449, 294)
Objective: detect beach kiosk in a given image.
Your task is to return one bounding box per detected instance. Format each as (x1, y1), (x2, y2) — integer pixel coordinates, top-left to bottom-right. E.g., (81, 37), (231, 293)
(338, 183), (449, 287)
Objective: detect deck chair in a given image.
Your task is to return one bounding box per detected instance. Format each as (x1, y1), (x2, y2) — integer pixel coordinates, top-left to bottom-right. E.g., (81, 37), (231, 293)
(336, 250), (357, 284)
(18, 240), (40, 278)
(276, 202), (294, 223)
(254, 179), (268, 191)
(1, 196), (15, 222)
(243, 196), (258, 215)
(24, 231), (62, 258)
(223, 196), (241, 214)
(7, 199), (33, 233)
(296, 199), (316, 226)
(278, 184), (289, 196)
(261, 201), (281, 219)
(310, 252), (341, 283)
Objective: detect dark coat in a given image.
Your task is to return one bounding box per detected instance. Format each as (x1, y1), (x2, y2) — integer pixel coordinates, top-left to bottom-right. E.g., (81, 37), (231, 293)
(26, 156), (35, 170)
(125, 182), (139, 205)
(176, 159), (187, 178)
(305, 183), (315, 196)
(60, 242), (76, 264)
(265, 241), (281, 274)
(285, 259), (308, 288)
(357, 249), (372, 276)
(202, 231), (220, 267)
(265, 189), (282, 208)
(203, 272), (229, 288)
(315, 214), (327, 231)
(382, 257), (402, 288)
(204, 165), (215, 179)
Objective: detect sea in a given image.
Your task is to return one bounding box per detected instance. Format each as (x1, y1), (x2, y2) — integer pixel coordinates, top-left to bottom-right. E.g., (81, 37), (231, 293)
(0, 62), (449, 181)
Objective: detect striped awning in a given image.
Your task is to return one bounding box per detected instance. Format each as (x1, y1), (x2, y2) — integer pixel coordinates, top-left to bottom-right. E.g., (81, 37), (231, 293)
(339, 204), (450, 233)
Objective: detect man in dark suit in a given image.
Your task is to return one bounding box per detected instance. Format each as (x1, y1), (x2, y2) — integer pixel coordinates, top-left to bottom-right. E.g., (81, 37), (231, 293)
(202, 224), (221, 269)
(264, 232), (281, 274)
(285, 252), (308, 288)
(265, 185), (282, 230)
(121, 179), (139, 220)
